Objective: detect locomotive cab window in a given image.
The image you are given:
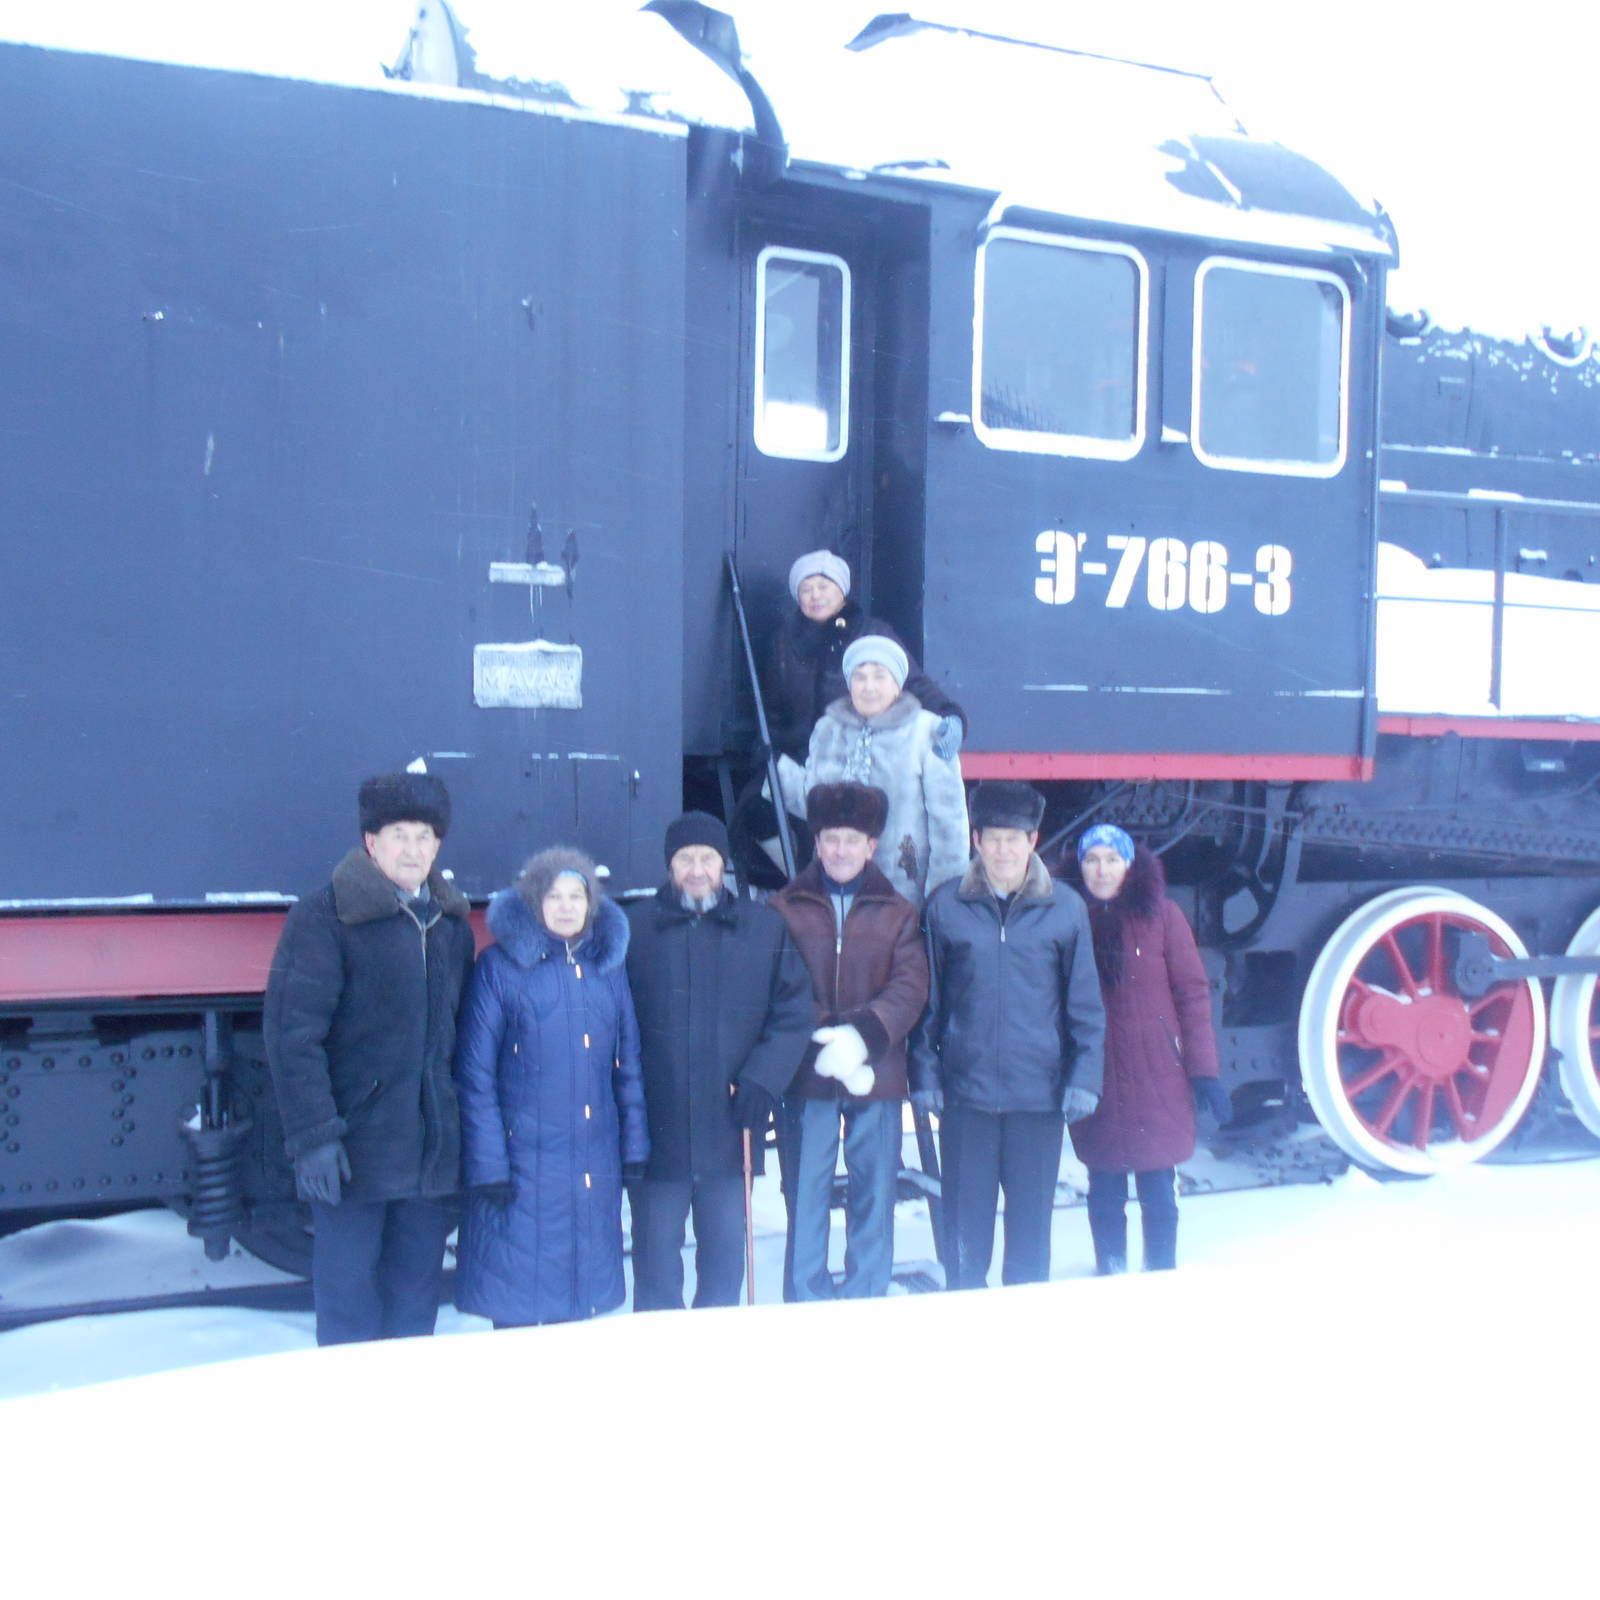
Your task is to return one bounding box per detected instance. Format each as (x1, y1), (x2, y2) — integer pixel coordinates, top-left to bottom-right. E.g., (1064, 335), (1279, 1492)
(754, 246), (851, 462)
(1193, 259), (1349, 476)
(974, 229), (1148, 459)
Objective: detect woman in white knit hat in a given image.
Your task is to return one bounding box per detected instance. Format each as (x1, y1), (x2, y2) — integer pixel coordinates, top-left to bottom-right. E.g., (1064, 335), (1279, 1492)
(776, 632), (970, 908)
(764, 549), (965, 767)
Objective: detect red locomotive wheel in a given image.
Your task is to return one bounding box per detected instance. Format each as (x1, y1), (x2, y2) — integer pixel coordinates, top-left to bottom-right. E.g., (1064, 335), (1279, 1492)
(1550, 903), (1600, 1139)
(1299, 889), (1546, 1174)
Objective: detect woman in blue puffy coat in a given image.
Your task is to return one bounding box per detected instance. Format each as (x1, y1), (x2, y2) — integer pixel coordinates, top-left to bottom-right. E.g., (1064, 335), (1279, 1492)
(454, 847), (649, 1327)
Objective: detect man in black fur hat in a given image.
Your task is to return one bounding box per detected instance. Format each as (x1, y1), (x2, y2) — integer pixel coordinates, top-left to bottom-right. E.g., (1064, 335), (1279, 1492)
(910, 780), (1104, 1290)
(264, 771), (476, 1345)
(772, 783), (928, 1299)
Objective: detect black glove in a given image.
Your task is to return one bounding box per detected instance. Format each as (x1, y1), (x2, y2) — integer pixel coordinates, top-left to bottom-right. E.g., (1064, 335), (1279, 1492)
(1060, 1086), (1100, 1124)
(622, 1161), (647, 1183)
(294, 1140), (351, 1205)
(910, 1086), (943, 1118)
(1193, 1078), (1233, 1129)
(471, 1181), (513, 1207)
(731, 1079), (778, 1131)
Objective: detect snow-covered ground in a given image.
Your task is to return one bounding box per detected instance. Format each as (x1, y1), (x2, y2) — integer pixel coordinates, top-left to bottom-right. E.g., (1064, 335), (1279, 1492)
(3, 1152), (1596, 1592)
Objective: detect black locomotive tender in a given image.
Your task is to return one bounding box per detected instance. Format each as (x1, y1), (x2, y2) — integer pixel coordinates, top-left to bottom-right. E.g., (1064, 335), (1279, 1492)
(3, 5), (1598, 1273)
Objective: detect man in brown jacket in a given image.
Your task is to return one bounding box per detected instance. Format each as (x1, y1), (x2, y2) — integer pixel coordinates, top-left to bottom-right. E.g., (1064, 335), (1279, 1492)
(772, 783), (930, 1299)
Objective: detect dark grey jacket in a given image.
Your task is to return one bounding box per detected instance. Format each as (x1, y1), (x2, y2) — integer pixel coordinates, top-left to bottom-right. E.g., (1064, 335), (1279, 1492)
(909, 855), (1105, 1114)
(264, 848), (475, 1201)
(625, 886), (813, 1181)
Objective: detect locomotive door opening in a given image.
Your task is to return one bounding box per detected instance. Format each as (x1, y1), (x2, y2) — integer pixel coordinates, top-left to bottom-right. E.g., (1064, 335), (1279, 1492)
(728, 218), (875, 745)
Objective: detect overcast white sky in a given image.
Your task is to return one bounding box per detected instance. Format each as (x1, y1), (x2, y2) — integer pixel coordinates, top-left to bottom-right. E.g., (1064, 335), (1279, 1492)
(3, 0), (1595, 337)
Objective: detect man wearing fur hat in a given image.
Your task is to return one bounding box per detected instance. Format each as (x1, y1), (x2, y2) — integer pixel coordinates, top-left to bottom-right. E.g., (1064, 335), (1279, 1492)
(910, 780), (1105, 1290)
(775, 632), (970, 909)
(772, 783), (929, 1298)
(264, 773), (476, 1345)
(765, 549), (965, 766)
(625, 812), (813, 1309)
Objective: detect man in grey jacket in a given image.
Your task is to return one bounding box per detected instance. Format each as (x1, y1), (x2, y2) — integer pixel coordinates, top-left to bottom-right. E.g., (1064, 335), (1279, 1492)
(909, 780), (1105, 1289)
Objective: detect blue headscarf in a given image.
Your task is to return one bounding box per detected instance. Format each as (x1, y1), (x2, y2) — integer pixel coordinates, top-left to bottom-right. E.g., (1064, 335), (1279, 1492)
(1077, 823), (1135, 864)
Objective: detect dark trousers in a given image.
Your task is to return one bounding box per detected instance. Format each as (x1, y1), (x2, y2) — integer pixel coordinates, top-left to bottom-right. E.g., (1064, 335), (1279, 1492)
(775, 1096), (803, 1301)
(629, 1177), (746, 1310)
(939, 1105), (1064, 1290)
(1086, 1168), (1179, 1272)
(308, 1196), (454, 1347)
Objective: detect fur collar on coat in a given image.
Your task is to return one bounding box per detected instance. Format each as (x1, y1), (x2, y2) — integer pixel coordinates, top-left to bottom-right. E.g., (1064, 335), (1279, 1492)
(820, 688), (923, 734)
(956, 852), (1055, 905)
(331, 846), (470, 926)
(486, 886), (630, 975)
(1080, 844), (1164, 989)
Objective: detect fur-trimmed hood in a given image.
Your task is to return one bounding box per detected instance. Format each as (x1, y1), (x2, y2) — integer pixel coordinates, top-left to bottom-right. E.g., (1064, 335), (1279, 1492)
(331, 846), (470, 927)
(486, 886), (630, 975)
(1080, 843), (1165, 989)
(956, 852), (1054, 904)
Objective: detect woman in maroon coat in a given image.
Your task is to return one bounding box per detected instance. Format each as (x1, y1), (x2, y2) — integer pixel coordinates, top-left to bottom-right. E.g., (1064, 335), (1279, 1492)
(1070, 826), (1230, 1273)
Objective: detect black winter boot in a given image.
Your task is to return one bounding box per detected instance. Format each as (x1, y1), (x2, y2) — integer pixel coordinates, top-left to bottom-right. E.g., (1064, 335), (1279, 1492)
(1142, 1210), (1177, 1271)
(1085, 1170), (1129, 1275)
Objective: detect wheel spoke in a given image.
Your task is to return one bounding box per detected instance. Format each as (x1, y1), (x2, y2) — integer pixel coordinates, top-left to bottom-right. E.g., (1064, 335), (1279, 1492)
(1371, 1073), (1415, 1137)
(1442, 1078), (1473, 1137)
(1343, 1053), (1402, 1099)
(1411, 1082), (1437, 1149)
(1424, 915), (1446, 994)
(1380, 931), (1421, 999)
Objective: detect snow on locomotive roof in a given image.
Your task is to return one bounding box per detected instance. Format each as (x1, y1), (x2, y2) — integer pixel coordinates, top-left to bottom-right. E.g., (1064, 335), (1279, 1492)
(756, 17), (1393, 259)
(0, 0), (753, 136)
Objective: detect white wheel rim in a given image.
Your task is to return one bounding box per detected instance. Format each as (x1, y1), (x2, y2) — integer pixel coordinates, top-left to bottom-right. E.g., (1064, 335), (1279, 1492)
(1298, 887), (1546, 1174)
(1550, 903), (1600, 1138)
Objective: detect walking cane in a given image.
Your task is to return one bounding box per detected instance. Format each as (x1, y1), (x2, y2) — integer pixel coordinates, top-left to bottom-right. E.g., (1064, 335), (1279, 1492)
(741, 1127), (757, 1305)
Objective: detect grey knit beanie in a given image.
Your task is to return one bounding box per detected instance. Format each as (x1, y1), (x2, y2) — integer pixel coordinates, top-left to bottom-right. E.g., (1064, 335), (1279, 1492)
(841, 633), (909, 690)
(787, 549), (851, 601)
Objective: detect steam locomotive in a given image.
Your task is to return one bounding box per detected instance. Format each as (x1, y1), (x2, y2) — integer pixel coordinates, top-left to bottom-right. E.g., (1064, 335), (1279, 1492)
(2, 3), (1596, 1273)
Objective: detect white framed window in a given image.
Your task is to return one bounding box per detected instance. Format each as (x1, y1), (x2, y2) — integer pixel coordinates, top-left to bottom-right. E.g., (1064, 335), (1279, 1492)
(973, 227), (1149, 460)
(753, 246), (851, 462)
(1192, 257), (1350, 477)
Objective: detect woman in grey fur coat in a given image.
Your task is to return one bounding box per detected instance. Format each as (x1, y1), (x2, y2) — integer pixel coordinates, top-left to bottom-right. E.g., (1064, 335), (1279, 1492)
(777, 634), (970, 907)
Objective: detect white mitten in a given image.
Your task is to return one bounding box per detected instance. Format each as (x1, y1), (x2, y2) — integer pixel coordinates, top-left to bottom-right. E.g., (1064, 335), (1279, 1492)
(840, 1061), (876, 1096)
(812, 1024), (868, 1081)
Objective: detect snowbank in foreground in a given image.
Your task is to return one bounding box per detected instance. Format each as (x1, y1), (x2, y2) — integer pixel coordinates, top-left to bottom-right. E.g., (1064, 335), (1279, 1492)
(2, 1160), (1597, 1593)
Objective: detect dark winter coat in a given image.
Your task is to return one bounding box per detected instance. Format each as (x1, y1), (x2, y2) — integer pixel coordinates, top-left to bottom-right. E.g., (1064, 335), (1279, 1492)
(264, 848), (475, 1202)
(910, 854), (1105, 1114)
(1070, 847), (1219, 1173)
(625, 886), (813, 1180)
(771, 860), (930, 1102)
(765, 601), (965, 762)
(453, 891), (648, 1325)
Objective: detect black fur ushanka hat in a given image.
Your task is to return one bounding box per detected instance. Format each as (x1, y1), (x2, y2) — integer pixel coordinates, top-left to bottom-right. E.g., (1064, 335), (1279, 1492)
(805, 782), (890, 838)
(969, 780), (1045, 834)
(358, 772), (452, 839)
